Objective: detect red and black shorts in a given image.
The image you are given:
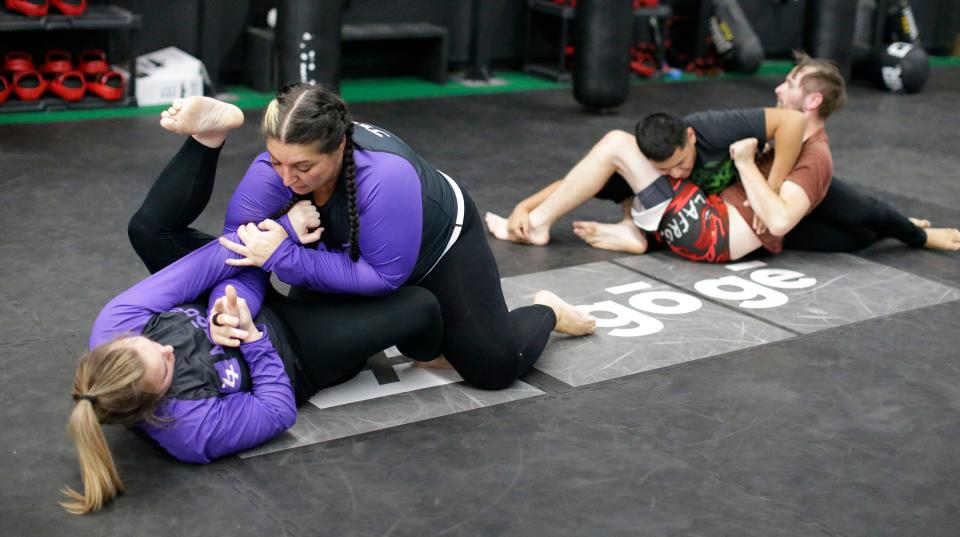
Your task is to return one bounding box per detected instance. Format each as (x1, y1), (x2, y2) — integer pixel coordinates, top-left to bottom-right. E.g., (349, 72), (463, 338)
(654, 179), (731, 263)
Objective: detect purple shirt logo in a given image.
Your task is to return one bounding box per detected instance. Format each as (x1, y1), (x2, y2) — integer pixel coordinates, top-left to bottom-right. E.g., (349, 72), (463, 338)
(214, 358), (243, 394)
(171, 307), (209, 330)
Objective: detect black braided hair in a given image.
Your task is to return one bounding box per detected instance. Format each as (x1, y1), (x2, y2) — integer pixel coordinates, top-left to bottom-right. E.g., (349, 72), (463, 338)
(339, 111), (360, 261)
(264, 84), (360, 261)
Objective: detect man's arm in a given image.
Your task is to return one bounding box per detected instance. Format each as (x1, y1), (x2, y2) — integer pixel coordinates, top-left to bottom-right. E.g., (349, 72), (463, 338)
(730, 138), (811, 237)
(763, 108), (806, 191)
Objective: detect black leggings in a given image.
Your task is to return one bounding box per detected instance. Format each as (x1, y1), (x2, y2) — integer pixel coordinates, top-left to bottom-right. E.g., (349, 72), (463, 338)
(419, 192), (557, 390)
(784, 178), (926, 252)
(127, 137), (444, 402)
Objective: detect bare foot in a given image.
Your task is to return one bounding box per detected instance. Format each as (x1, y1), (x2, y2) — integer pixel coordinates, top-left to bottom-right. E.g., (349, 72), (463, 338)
(160, 96), (244, 148)
(909, 217), (931, 229)
(534, 290), (596, 336)
(923, 227), (960, 251)
(524, 211), (551, 246)
(572, 220), (648, 254)
(412, 356), (455, 369)
(484, 212), (513, 241)
(484, 211), (550, 245)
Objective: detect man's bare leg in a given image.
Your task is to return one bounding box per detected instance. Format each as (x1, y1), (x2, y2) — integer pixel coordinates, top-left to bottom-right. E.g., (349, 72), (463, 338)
(572, 200), (649, 254)
(533, 291), (596, 336)
(522, 130), (662, 246)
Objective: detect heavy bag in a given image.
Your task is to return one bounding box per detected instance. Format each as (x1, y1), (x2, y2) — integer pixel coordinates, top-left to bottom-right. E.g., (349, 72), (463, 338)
(805, 0), (859, 80)
(852, 0), (877, 64)
(708, 0), (764, 73)
(275, 0), (344, 90)
(573, 0), (633, 110)
(869, 41), (930, 93)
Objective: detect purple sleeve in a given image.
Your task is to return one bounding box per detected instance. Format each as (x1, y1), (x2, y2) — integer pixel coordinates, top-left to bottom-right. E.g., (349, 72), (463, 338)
(205, 153), (298, 319)
(262, 151), (423, 295)
(89, 234), (260, 349)
(141, 326), (297, 464)
(203, 154), (302, 315)
(224, 153), (299, 238)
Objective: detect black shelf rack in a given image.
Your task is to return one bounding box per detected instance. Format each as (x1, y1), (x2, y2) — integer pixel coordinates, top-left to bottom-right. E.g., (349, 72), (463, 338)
(0, 3), (140, 113)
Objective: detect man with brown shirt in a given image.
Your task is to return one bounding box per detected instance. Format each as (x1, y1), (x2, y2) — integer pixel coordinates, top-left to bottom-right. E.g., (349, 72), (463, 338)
(487, 52), (959, 257)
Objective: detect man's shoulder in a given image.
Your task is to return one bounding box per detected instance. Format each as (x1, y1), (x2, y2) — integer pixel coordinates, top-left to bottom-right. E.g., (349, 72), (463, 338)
(685, 107), (765, 126)
(800, 129), (832, 163)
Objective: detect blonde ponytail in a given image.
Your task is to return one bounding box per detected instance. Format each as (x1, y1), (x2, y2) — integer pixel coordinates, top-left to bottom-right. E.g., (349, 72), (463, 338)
(60, 398), (125, 514)
(61, 341), (162, 515)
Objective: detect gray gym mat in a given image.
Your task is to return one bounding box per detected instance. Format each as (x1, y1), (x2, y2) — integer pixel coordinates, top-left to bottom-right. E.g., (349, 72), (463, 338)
(240, 351), (544, 458)
(245, 251), (960, 455)
(501, 261), (795, 386)
(502, 253), (960, 386)
(615, 251), (960, 333)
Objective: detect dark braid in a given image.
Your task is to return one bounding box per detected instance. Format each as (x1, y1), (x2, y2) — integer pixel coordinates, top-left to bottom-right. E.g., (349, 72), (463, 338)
(269, 194), (310, 221)
(342, 119), (360, 261)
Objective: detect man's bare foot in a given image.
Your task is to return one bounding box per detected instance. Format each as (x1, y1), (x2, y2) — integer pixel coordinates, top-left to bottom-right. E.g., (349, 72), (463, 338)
(160, 96), (244, 148)
(909, 217), (931, 229)
(484, 212), (514, 241)
(534, 290), (596, 336)
(923, 227), (960, 251)
(524, 211), (551, 246)
(412, 356), (455, 369)
(484, 211), (550, 245)
(572, 220), (648, 254)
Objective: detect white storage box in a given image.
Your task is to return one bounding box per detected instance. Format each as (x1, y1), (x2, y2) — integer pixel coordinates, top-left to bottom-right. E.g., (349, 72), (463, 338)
(116, 47), (205, 106)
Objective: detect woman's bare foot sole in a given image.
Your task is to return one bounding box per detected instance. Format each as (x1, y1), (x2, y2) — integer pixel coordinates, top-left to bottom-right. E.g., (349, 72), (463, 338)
(534, 290), (596, 336)
(923, 227), (960, 251)
(412, 356), (455, 369)
(160, 96), (244, 148)
(572, 220), (648, 254)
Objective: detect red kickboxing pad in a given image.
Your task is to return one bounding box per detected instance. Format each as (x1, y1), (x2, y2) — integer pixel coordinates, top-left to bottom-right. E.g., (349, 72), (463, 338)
(4, 0), (48, 17)
(4, 51), (35, 74)
(87, 71), (124, 101)
(40, 49), (72, 77)
(49, 71), (86, 101)
(0, 75), (11, 104)
(12, 70), (48, 101)
(50, 0), (84, 16)
(77, 49), (109, 77)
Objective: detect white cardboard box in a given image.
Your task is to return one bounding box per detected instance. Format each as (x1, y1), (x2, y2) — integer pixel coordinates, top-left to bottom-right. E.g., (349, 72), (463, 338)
(116, 47), (205, 106)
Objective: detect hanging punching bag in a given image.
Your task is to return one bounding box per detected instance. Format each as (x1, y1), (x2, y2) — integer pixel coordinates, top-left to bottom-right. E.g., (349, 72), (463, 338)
(852, 0), (877, 64)
(709, 0), (764, 73)
(805, 0), (859, 80)
(275, 0), (344, 90)
(573, 0), (633, 110)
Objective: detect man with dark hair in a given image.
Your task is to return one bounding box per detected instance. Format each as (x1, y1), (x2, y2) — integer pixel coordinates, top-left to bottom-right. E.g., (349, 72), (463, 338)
(636, 113), (689, 162)
(486, 51), (959, 258)
(484, 98), (809, 262)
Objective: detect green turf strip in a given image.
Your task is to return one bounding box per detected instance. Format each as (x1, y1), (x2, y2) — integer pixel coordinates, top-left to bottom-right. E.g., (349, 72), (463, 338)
(1, 58), (957, 125)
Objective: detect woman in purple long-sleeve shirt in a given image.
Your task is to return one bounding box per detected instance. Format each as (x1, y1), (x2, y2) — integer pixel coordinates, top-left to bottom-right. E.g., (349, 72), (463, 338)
(216, 84), (597, 390)
(63, 100), (442, 515)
